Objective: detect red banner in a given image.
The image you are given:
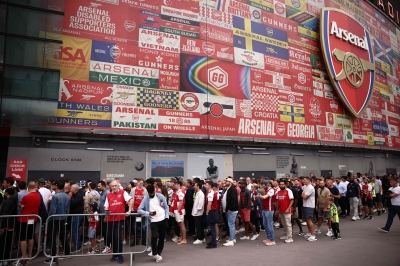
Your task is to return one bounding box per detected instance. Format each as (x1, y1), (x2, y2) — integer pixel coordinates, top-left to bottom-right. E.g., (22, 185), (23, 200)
(8, 159), (27, 181)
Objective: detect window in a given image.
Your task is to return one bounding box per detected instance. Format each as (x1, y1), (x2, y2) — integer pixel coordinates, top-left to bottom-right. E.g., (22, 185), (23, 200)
(5, 36), (61, 69)
(3, 66), (59, 99)
(0, 4), (6, 33)
(7, 6), (63, 41)
(8, 0), (65, 12)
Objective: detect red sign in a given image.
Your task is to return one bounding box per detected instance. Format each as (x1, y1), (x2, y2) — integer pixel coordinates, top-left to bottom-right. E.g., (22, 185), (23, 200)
(8, 159), (27, 181)
(59, 79), (113, 105)
(181, 37), (234, 62)
(199, 23), (234, 46)
(320, 8), (375, 118)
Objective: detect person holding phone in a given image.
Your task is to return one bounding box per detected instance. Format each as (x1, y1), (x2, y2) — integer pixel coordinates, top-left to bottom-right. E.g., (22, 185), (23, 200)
(138, 185), (169, 263)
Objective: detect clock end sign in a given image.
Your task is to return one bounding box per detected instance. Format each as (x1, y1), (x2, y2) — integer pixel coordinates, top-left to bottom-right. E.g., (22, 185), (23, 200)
(8, 158), (27, 181)
(320, 8), (375, 118)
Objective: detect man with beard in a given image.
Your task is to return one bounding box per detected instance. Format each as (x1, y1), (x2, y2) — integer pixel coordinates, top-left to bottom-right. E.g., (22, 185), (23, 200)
(276, 180), (294, 243)
(138, 185), (169, 263)
(347, 175), (361, 221)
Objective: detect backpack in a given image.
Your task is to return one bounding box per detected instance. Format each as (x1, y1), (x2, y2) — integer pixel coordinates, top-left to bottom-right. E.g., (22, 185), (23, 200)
(37, 192), (48, 223)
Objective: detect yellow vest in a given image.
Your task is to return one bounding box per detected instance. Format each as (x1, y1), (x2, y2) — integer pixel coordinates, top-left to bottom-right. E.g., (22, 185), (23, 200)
(369, 182), (376, 197)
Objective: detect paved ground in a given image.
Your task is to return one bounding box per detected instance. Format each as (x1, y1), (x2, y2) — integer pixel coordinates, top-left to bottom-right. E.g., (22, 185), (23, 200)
(25, 214), (399, 266)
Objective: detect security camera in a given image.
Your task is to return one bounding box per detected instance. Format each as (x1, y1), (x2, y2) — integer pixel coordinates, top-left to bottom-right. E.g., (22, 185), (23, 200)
(34, 138), (41, 146)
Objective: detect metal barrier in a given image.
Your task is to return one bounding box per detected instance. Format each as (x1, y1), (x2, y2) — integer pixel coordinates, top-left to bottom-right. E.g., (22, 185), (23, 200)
(0, 214), (42, 266)
(43, 213), (149, 266)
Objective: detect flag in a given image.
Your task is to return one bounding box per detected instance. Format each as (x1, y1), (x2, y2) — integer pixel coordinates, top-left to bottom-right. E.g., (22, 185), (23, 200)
(279, 104), (305, 123)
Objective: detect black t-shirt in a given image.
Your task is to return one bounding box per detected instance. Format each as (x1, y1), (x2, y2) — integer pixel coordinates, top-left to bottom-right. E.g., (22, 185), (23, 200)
(328, 186), (340, 206)
(290, 188), (299, 208)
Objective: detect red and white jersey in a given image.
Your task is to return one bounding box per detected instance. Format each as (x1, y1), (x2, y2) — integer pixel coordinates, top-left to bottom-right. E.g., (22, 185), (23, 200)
(133, 187), (145, 211)
(172, 189), (186, 214)
(105, 189), (132, 221)
(206, 190), (219, 211)
(361, 183), (372, 200)
(262, 188), (275, 211)
(276, 188), (294, 213)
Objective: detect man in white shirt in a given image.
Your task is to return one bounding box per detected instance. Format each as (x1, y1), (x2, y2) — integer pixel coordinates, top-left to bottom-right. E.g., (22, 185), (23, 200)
(246, 177), (252, 191)
(379, 179), (400, 233)
(338, 177), (348, 217)
(372, 176), (384, 215)
(301, 176), (317, 242)
(192, 182), (205, 244)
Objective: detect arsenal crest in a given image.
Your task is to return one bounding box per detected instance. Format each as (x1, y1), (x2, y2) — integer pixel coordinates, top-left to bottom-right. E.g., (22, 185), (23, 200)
(320, 8), (375, 118)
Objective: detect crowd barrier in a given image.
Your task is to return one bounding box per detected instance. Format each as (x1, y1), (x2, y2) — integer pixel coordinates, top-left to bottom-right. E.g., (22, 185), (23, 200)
(43, 213), (148, 266)
(0, 214), (42, 266)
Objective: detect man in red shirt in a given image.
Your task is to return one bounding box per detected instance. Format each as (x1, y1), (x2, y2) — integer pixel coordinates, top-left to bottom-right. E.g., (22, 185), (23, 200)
(361, 178), (373, 220)
(172, 181), (186, 244)
(275, 180), (294, 243)
(130, 179), (147, 247)
(104, 180), (133, 264)
(205, 181), (219, 249)
(18, 181), (41, 263)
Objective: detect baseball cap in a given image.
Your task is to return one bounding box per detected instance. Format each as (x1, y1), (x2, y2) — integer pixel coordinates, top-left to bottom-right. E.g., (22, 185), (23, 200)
(239, 181), (246, 185)
(226, 178), (234, 182)
(132, 179), (138, 184)
(175, 180), (183, 186)
(90, 202), (98, 208)
(38, 178), (46, 183)
(261, 180), (269, 185)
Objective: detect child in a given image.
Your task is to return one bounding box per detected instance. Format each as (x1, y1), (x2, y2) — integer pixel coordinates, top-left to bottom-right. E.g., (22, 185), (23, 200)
(328, 196), (341, 240)
(87, 202), (99, 254)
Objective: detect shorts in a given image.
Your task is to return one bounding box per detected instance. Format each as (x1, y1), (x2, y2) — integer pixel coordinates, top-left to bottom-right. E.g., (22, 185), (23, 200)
(292, 207), (299, 219)
(374, 194), (382, 203)
(34, 222), (41, 234)
(174, 210), (185, 223)
(318, 208), (331, 218)
(362, 198), (373, 208)
(88, 227), (96, 238)
(240, 209), (251, 222)
(303, 207), (314, 219)
(18, 222), (34, 241)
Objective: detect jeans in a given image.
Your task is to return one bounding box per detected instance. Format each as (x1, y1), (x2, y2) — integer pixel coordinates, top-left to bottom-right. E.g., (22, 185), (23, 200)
(280, 213), (292, 238)
(48, 220), (70, 256)
(384, 205), (400, 230)
(225, 211), (238, 241)
(150, 219), (167, 256)
(71, 216), (83, 249)
(350, 197), (359, 217)
(194, 215), (204, 240)
(261, 210), (274, 242)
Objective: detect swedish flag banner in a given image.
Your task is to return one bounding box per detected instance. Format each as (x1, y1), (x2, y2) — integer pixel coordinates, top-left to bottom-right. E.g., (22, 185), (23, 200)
(279, 104), (305, 123)
(233, 16), (289, 60)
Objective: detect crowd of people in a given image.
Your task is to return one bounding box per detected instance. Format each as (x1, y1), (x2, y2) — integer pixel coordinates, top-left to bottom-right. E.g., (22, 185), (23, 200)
(0, 172), (399, 265)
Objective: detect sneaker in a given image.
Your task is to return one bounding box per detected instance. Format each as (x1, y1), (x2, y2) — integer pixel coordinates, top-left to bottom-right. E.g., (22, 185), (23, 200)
(96, 237), (104, 243)
(382, 209), (386, 214)
(351, 216), (357, 221)
(284, 238), (293, 243)
(298, 231), (304, 236)
(301, 222), (307, 226)
(155, 255), (162, 263)
(148, 251), (154, 257)
(266, 241), (276, 246)
(240, 236), (250, 240)
(303, 233), (311, 239)
(250, 234), (259, 241)
(44, 259), (52, 264)
(226, 239), (236, 243)
(146, 247), (152, 252)
(238, 228), (245, 232)
(216, 238), (220, 243)
(202, 239), (206, 243)
(172, 237), (181, 243)
(279, 236), (288, 240)
(368, 216), (373, 220)
(333, 237), (342, 240)
(260, 228), (265, 231)
(235, 230), (239, 235)
(223, 241), (234, 246)
(71, 247), (82, 253)
(87, 250), (97, 255)
(307, 235), (317, 242)
(363, 215), (369, 219)
(206, 244), (217, 249)
(83, 241), (90, 246)
(117, 257), (124, 264)
(193, 239), (203, 244)
(274, 222), (280, 227)
(325, 230), (333, 237)
(172, 236), (179, 242)
(58, 257), (71, 260)
(110, 256), (117, 262)
(378, 227), (389, 233)
(102, 246), (112, 254)
(314, 229), (321, 234)
(122, 240), (126, 245)
(355, 216), (360, 220)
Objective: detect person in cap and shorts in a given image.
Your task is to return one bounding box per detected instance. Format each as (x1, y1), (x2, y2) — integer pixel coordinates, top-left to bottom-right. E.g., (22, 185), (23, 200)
(87, 202), (99, 254)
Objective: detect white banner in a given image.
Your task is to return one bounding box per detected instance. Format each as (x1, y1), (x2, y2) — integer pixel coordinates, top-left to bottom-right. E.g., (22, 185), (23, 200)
(234, 47), (265, 69)
(139, 29), (180, 53)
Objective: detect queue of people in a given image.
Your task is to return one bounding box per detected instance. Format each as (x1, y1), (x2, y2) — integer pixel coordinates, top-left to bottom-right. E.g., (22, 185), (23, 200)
(0, 172), (399, 265)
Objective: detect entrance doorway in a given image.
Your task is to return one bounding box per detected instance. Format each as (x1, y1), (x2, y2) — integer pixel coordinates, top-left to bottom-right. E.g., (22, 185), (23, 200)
(28, 171), (101, 184)
(321, 170), (332, 178)
(233, 171), (276, 180)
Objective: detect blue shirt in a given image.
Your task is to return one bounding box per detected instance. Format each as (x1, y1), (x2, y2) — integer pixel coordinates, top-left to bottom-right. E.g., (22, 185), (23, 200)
(99, 189), (109, 214)
(48, 191), (70, 220)
(17, 190), (29, 215)
(347, 181), (360, 198)
(138, 194), (169, 226)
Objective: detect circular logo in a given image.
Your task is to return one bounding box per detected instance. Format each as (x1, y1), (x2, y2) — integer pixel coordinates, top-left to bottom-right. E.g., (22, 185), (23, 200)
(291, 0), (301, 8)
(155, 95), (162, 103)
(142, 79), (151, 86)
(135, 161), (144, 171)
(181, 93), (199, 111)
(252, 10), (261, 19)
(202, 42), (215, 56)
(176, 117), (183, 125)
(132, 114), (140, 122)
(330, 100), (338, 112)
(110, 45), (121, 60)
(209, 103), (224, 117)
(275, 2), (285, 14)
(288, 93), (295, 103)
(156, 36), (163, 44)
